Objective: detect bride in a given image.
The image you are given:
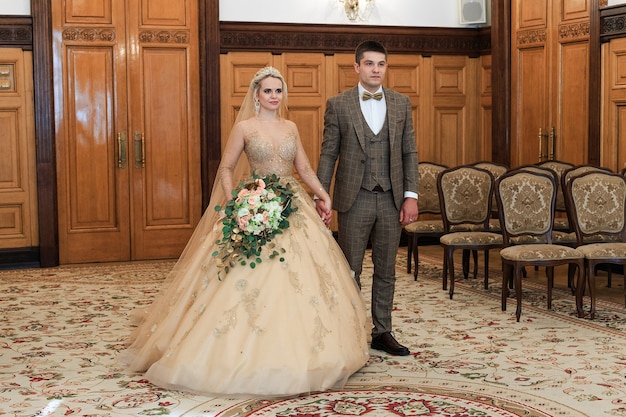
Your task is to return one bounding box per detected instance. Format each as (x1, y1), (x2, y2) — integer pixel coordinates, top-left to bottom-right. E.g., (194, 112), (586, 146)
(118, 66), (370, 397)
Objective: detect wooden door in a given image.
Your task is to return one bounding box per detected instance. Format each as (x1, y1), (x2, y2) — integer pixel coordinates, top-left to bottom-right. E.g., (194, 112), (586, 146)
(511, 0), (551, 166)
(53, 0), (201, 263)
(602, 38), (626, 172)
(0, 49), (38, 250)
(125, 0), (201, 260)
(511, 0), (590, 167)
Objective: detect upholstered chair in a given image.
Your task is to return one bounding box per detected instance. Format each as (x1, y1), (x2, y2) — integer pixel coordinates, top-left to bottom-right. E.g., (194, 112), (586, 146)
(495, 168), (585, 321)
(561, 165), (616, 288)
(563, 171), (626, 319)
(473, 161), (509, 232)
(403, 162), (448, 280)
(536, 160), (575, 231)
(438, 165), (503, 299)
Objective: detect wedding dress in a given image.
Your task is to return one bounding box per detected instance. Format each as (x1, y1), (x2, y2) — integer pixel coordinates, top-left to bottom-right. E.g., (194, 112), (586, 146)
(118, 117), (370, 397)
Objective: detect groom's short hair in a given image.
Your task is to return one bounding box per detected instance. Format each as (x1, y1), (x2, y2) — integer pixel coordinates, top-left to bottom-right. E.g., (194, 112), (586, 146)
(355, 40), (388, 64)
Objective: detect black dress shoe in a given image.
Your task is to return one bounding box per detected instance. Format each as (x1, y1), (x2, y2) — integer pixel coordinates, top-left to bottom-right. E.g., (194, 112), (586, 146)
(371, 332), (410, 356)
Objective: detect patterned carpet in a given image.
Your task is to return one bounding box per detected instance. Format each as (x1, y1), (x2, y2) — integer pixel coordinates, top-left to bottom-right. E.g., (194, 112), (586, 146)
(1, 252), (625, 416)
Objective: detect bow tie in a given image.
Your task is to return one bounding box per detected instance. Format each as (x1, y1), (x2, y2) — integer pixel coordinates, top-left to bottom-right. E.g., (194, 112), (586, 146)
(362, 91), (383, 101)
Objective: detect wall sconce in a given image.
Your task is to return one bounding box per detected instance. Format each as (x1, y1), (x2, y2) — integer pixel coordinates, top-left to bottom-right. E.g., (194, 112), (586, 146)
(338, 0), (374, 22)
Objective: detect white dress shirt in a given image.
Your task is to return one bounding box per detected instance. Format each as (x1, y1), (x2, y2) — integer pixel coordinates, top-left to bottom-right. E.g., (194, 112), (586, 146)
(358, 84), (386, 134)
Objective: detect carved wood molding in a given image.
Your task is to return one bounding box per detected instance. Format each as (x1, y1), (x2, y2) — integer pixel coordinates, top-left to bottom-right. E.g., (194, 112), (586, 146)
(516, 28), (547, 46)
(0, 16), (33, 50)
(220, 22), (491, 57)
(139, 30), (190, 43)
(62, 28), (115, 42)
(559, 21), (590, 41)
(601, 5), (626, 42)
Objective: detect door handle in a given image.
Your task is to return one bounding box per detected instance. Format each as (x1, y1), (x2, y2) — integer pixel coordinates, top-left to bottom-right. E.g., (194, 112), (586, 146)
(134, 132), (145, 168)
(538, 128), (543, 161)
(117, 132), (127, 169)
(549, 127), (556, 160)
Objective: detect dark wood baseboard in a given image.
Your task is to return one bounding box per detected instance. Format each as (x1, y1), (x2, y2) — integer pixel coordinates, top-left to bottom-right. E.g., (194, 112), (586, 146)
(0, 247), (40, 270)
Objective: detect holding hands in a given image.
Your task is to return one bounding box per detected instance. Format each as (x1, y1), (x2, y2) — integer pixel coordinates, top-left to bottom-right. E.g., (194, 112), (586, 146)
(315, 197), (333, 227)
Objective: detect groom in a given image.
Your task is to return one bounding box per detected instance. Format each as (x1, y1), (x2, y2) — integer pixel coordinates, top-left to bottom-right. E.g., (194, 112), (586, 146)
(316, 40), (419, 356)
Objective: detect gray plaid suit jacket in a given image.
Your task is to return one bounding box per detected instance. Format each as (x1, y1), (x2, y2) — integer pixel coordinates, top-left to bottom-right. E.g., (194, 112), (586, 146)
(317, 86), (418, 212)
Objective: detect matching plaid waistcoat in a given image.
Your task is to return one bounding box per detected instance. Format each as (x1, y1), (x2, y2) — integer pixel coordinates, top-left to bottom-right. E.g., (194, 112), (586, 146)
(359, 113), (391, 192)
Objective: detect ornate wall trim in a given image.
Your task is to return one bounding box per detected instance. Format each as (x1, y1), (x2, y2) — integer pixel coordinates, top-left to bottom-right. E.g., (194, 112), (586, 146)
(139, 30), (189, 43)
(62, 28), (115, 42)
(220, 22), (491, 57)
(600, 5), (626, 42)
(559, 22), (590, 41)
(516, 28), (547, 46)
(0, 16), (33, 50)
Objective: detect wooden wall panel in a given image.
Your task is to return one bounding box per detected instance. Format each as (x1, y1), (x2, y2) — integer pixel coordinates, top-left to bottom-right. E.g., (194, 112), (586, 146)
(64, 0), (113, 24)
(556, 41), (589, 165)
(602, 38), (626, 171)
(65, 48), (118, 228)
(562, 0), (590, 20)
(140, 49), (193, 225)
(518, 0), (548, 28)
(0, 49), (38, 249)
(141, 0), (186, 26)
(221, 51), (488, 173)
(479, 55), (493, 160)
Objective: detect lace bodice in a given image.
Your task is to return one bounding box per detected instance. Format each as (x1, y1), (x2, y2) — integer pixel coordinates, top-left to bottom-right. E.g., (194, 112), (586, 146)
(243, 119), (297, 177)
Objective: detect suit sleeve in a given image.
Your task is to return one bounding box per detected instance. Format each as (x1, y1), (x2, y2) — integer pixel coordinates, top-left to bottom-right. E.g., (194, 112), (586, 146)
(317, 98), (341, 192)
(400, 96), (419, 195)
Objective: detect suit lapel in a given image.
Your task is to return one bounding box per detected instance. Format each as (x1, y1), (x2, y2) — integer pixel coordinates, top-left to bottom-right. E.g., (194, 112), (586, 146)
(347, 87), (367, 151)
(384, 88), (398, 148)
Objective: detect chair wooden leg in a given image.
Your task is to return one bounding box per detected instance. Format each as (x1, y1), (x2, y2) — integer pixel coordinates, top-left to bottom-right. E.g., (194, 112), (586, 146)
(447, 248), (456, 299)
(442, 247), (449, 291)
(588, 262), (597, 320)
(483, 249), (490, 289)
(566, 263), (576, 295)
(514, 267), (523, 322)
(413, 236), (419, 281)
(546, 267), (554, 310)
(502, 263), (510, 311)
(462, 249), (470, 279)
(575, 262), (586, 319)
(472, 249), (478, 279)
(406, 233), (413, 274)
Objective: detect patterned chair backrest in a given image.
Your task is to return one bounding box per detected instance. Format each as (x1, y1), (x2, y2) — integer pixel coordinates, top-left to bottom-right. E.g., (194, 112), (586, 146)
(473, 161), (508, 180)
(562, 165), (612, 190)
(564, 171), (626, 245)
(495, 168), (557, 246)
(537, 160), (575, 212)
(417, 162), (448, 214)
(437, 165), (494, 232)
(473, 161), (509, 212)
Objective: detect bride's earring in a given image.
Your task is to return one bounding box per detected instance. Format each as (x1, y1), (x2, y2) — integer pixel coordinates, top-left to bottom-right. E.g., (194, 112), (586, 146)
(254, 98), (260, 115)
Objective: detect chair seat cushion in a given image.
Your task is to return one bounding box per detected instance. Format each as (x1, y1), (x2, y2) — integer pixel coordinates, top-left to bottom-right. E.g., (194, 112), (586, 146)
(553, 217), (570, 231)
(404, 220), (444, 234)
(440, 232), (503, 246)
(576, 242), (626, 259)
(500, 244), (583, 261)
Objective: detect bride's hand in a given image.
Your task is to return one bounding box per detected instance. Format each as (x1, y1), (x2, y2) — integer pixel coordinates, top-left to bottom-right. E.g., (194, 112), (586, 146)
(315, 198), (332, 226)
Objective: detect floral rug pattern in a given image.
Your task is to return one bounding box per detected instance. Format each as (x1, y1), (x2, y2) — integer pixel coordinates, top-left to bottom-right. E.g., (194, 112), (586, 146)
(0, 254), (625, 416)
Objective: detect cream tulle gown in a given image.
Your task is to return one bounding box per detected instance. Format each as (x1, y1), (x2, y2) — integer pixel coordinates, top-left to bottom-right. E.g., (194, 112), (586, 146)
(118, 120), (370, 397)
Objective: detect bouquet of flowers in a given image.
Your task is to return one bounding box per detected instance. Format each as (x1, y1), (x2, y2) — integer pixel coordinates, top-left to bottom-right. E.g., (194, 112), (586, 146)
(212, 173), (297, 279)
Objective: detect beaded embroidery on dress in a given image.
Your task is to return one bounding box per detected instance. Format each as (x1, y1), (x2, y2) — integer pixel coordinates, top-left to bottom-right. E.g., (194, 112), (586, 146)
(118, 119), (370, 397)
